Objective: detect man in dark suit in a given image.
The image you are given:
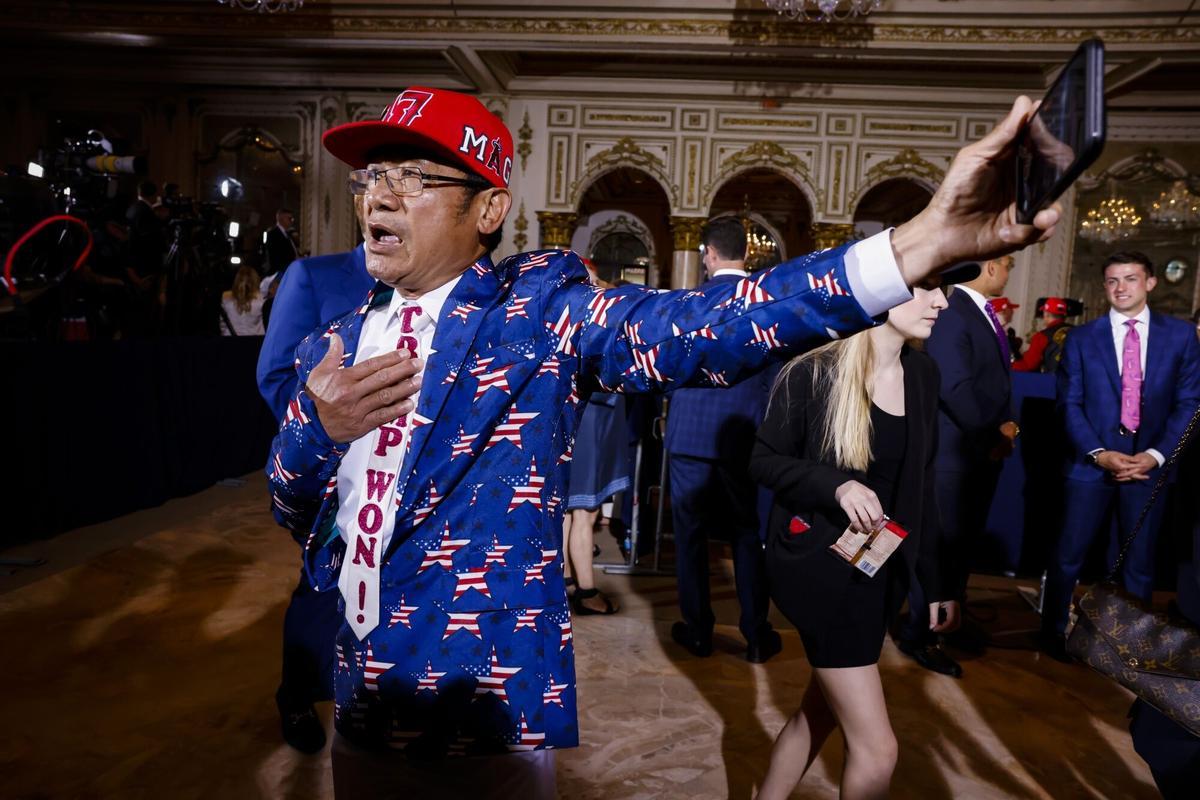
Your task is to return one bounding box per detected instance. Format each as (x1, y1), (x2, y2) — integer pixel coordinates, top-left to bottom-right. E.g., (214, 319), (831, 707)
(1040, 251), (1200, 660)
(265, 207), (301, 277)
(124, 180), (166, 334)
(664, 216), (781, 664)
(900, 255), (1018, 676)
(256, 207), (374, 752)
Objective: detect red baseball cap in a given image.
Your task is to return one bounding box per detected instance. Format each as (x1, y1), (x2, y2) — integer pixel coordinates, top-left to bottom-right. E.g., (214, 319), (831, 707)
(322, 87), (513, 189)
(989, 297), (1020, 314)
(1043, 297), (1069, 315)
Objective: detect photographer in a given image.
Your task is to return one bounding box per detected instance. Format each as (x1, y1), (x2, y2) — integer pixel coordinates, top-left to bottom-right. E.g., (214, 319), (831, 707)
(125, 180), (165, 334)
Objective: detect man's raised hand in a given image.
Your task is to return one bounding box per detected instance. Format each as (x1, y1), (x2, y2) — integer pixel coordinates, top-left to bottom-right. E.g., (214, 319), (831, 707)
(892, 96), (1063, 286)
(304, 333), (423, 443)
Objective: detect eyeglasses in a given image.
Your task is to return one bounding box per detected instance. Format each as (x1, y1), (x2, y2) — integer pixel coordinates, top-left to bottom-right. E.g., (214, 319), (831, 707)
(348, 166), (487, 197)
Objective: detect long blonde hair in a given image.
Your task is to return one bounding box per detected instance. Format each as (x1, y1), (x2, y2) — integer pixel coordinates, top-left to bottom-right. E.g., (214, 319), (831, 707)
(231, 265), (260, 314)
(774, 332), (875, 472)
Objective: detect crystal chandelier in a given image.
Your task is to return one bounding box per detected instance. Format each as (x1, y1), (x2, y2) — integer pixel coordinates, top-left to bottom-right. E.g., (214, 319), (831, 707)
(1148, 181), (1200, 230)
(218, 0), (303, 12)
(1079, 193), (1143, 244)
(763, 0), (883, 22)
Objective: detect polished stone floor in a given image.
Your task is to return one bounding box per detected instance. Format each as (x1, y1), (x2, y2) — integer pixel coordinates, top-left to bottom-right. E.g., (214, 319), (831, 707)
(0, 476), (1159, 799)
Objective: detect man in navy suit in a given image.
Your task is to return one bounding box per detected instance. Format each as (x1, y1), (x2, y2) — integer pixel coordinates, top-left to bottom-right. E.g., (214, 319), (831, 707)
(664, 217), (781, 663)
(1040, 251), (1200, 660)
(256, 221), (375, 753)
(901, 255), (1018, 676)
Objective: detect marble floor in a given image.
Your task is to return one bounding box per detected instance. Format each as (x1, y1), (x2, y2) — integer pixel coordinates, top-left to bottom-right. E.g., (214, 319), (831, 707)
(0, 476), (1159, 799)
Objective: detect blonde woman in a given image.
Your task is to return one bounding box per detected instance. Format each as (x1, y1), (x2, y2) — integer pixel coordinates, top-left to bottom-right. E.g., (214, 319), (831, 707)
(220, 264), (265, 336)
(750, 267), (977, 800)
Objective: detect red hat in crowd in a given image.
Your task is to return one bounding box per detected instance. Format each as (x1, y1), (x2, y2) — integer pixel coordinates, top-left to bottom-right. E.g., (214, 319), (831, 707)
(322, 87), (513, 189)
(1043, 297), (1069, 316)
(989, 297), (1020, 314)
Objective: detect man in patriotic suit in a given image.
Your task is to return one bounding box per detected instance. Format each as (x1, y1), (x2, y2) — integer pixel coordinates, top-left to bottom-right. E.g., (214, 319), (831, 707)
(266, 87), (1061, 796)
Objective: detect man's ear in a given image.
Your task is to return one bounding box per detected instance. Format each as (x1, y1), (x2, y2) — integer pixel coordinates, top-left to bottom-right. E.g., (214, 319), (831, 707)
(1146, 275), (1158, 293)
(477, 188), (512, 235)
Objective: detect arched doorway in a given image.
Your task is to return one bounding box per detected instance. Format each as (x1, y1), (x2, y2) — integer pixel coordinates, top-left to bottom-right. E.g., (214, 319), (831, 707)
(852, 177), (934, 238)
(709, 168), (813, 271)
(574, 167), (671, 286)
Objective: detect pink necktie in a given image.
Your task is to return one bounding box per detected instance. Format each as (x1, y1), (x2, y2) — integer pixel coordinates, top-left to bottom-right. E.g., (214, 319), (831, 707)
(1120, 319), (1142, 433)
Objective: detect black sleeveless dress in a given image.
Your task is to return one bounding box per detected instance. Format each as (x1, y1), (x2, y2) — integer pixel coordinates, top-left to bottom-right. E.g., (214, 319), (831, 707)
(796, 403), (909, 668)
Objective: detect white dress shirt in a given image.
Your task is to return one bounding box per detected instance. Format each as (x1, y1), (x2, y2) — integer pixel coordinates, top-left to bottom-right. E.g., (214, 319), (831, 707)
(842, 229), (912, 317)
(334, 273), (462, 549)
(710, 268), (749, 279)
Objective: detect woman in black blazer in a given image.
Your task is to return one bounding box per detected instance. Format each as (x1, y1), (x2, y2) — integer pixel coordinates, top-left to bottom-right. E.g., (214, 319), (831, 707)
(751, 280), (963, 800)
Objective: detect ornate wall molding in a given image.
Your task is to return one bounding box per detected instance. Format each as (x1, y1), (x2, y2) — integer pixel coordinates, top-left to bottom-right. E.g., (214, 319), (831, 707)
(585, 213), (657, 265)
(670, 216), (706, 252)
(513, 201), (529, 252)
(1076, 148), (1193, 192)
(845, 147), (944, 213)
(568, 136), (679, 210)
(536, 211), (578, 249)
(517, 111), (533, 173)
(701, 140), (823, 214)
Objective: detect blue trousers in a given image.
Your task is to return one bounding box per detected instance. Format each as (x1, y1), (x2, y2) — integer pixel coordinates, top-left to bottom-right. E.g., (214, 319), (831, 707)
(668, 453), (771, 644)
(1042, 478), (1166, 635)
(279, 566), (340, 706)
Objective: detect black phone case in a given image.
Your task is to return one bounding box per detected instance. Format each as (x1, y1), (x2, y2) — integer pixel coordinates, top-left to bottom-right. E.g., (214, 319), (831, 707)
(1015, 38), (1106, 225)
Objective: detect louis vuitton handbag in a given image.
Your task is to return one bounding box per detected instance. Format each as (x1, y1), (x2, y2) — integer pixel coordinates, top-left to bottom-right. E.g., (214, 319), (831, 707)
(1066, 403), (1200, 737)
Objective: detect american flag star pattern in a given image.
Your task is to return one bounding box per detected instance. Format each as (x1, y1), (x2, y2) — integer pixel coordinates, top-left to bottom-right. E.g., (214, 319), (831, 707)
(362, 645), (395, 692)
(749, 320), (783, 350)
(470, 361), (514, 401)
(808, 268), (851, 299)
(466, 647), (521, 704)
(418, 524), (470, 572)
(267, 242), (880, 754)
(413, 661), (447, 693)
(702, 367), (730, 387)
(507, 712), (546, 751)
(543, 676), (567, 707)
(442, 611), (483, 640)
(505, 295), (532, 321)
(523, 548), (557, 586)
(452, 566), (492, 600)
(713, 275), (774, 311)
(514, 608), (541, 632)
(506, 458), (545, 512)
(388, 595), (418, 629)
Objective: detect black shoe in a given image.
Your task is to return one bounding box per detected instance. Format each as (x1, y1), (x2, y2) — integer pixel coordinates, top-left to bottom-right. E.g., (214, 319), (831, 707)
(1035, 630), (1072, 664)
(746, 629), (783, 664)
(670, 621), (713, 657)
(898, 640), (963, 678)
(278, 700), (326, 754)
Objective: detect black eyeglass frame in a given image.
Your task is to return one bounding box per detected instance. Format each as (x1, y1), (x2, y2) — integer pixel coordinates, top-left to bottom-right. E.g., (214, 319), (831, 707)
(347, 166), (489, 197)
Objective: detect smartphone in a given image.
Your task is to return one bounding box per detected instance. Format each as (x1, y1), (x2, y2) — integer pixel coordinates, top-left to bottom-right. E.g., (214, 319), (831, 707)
(1015, 38), (1106, 224)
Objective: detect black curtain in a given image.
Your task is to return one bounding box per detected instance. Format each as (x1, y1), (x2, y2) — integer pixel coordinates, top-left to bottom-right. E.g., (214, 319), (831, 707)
(0, 336), (277, 545)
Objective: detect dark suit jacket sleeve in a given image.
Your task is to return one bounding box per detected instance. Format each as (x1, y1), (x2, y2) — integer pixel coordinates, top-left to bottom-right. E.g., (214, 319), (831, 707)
(1056, 324), (1104, 456)
(256, 263), (317, 421)
(749, 362), (852, 516)
(916, 358), (945, 601)
(1152, 327), (1200, 458)
(926, 305), (1009, 432)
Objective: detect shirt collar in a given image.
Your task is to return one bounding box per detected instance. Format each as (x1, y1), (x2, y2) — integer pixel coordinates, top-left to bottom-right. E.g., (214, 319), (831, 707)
(385, 271), (464, 328)
(956, 283), (989, 313)
(1109, 305), (1150, 328)
(711, 268), (749, 278)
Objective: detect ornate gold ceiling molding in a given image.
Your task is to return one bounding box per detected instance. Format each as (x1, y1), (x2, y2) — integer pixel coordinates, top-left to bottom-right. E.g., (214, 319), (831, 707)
(12, 7), (1198, 47)
(569, 136), (679, 210)
(702, 140), (823, 214)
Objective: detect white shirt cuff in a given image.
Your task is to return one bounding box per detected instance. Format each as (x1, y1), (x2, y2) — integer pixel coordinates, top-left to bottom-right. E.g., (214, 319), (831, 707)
(1146, 448), (1165, 469)
(843, 228), (913, 318)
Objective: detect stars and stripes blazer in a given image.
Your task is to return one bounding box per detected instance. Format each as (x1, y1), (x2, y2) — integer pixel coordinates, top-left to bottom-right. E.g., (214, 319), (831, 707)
(266, 245), (879, 757)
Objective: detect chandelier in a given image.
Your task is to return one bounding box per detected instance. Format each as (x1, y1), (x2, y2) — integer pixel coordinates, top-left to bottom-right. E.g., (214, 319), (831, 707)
(763, 0), (883, 22)
(218, 0), (303, 12)
(1148, 180), (1200, 230)
(1079, 193), (1142, 244)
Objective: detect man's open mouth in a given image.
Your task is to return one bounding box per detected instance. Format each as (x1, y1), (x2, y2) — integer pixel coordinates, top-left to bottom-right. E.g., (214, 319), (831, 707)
(368, 222), (401, 245)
